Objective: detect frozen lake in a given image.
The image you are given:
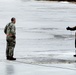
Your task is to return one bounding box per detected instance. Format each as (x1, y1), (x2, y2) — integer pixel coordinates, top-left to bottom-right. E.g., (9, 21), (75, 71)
(0, 0), (76, 75)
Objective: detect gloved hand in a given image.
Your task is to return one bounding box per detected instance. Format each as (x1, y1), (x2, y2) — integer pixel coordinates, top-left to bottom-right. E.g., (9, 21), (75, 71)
(66, 26), (71, 30)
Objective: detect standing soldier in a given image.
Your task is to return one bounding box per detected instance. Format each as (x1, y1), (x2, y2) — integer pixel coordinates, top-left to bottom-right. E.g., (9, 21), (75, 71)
(66, 26), (76, 57)
(4, 17), (16, 60)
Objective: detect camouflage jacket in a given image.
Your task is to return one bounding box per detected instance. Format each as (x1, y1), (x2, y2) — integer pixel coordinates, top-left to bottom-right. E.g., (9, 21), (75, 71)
(4, 22), (16, 39)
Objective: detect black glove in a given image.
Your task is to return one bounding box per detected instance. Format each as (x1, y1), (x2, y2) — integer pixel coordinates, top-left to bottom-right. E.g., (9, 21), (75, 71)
(66, 26), (71, 30)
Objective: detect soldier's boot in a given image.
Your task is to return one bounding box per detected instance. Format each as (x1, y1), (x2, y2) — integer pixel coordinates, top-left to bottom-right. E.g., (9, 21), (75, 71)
(9, 57), (16, 60)
(6, 56), (10, 60)
(7, 56), (16, 60)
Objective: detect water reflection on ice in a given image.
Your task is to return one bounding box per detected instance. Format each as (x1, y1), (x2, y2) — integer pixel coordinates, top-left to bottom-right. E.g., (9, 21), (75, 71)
(6, 65), (15, 75)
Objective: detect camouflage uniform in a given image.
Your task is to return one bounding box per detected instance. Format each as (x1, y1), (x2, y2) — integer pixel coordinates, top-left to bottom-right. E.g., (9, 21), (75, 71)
(4, 22), (16, 58)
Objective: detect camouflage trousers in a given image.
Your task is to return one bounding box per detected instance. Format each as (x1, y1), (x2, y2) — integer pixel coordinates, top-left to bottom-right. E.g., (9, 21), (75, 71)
(6, 37), (16, 57)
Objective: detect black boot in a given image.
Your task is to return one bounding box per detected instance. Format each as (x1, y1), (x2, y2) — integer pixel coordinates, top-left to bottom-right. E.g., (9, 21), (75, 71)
(74, 55), (76, 57)
(6, 56), (16, 60)
(6, 56), (10, 60)
(10, 57), (16, 60)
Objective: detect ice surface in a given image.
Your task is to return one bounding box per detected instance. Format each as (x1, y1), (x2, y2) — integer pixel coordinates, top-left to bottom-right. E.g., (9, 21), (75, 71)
(0, 0), (76, 75)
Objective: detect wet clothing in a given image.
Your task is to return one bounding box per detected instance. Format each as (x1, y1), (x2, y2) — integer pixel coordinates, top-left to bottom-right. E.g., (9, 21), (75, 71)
(4, 22), (16, 58)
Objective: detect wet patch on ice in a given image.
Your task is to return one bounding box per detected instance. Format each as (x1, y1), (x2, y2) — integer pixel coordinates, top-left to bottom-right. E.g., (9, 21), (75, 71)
(54, 34), (67, 39)
(53, 34), (74, 39)
(17, 27), (58, 31)
(33, 57), (76, 64)
(29, 28), (58, 30)
(16, 56), (76, 64)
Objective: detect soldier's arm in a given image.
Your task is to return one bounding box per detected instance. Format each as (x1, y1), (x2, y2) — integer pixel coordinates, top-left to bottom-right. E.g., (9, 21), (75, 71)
(10, 25), (16, 36)
(4, 23), (10, 34)
(4, 25), (7, 34)
(66, 26), (76, 31)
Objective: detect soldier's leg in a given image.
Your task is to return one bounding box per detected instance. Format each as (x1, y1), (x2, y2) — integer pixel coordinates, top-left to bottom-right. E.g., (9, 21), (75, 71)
(9, 40), (16, 58)
(6, 40), (10, 59)
(6, 43), (9, 57)
(6, 39), (16, 59)
(9, 47), (14, 57)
